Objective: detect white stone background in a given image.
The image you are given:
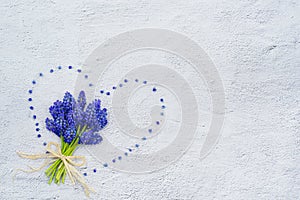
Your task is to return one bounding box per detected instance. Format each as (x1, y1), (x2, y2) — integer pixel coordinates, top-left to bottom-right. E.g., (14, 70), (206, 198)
(0, 0), (299, 199)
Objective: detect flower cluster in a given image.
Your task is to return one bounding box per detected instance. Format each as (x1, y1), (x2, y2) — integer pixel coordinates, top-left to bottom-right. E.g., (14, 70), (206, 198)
(45, 91), (107, 144)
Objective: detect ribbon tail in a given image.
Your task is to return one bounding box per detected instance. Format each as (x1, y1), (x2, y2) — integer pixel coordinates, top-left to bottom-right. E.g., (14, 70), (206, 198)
(68, 164), (96, 197)
(16, 151), (49, 160)
(13, 159), (52, 181)
(62, 159), (76, 185)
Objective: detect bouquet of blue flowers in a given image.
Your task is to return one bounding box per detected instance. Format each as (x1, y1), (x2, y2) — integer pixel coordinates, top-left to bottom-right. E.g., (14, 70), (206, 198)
(45, 91), (107, 184)
(17, 91), (107, 196)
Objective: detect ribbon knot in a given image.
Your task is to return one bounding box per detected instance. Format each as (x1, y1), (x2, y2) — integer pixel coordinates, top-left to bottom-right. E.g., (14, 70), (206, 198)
(15, 142), (95, 197)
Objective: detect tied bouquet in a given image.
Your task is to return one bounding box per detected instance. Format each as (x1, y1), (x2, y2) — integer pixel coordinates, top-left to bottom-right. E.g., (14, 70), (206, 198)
(17, 91), (107, 196)
(45, 91), (107, 184)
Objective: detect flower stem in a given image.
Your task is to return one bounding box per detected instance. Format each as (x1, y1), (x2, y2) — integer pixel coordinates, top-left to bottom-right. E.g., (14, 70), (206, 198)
(45, 127), (85, 184)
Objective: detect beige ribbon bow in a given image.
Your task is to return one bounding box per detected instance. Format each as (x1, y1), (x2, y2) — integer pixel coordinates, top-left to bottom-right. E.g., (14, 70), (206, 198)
(16, 142), (95, 197)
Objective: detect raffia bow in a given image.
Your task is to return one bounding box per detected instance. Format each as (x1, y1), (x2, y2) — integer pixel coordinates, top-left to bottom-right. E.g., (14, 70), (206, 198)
(15, 142), (95, 197)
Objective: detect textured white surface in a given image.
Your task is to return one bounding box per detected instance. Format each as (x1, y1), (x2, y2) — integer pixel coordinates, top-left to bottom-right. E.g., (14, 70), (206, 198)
(0, 0), (299, 199)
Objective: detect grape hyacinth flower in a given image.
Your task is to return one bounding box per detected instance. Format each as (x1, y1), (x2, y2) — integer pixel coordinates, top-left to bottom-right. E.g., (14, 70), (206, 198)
(44, 91), (108, 185)
(45, 91), (107, 145)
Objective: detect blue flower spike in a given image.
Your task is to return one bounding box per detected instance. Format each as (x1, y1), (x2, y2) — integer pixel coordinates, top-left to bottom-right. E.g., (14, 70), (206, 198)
(45, 91), (108, 144)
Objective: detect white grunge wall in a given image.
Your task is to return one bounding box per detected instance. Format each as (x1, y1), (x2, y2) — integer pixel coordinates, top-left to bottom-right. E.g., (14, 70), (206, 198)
(0, 0), (299, 199)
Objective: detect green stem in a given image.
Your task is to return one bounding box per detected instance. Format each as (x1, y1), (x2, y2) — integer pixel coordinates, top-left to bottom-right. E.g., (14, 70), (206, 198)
(45, 159), (61, 176)
(55, 162), (64, 183)
(61, 169), (66, 184)
(48, 167), (56, 184)
(45, 125), (86, 184)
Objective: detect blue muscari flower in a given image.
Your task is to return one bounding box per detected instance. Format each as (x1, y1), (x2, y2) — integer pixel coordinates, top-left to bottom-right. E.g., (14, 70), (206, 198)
(46, 92), (76, 144)
(73, 104), (85, 127)
(79, 130), (102, 145)
(45, 118), (60, 136)
(63, 92), (75, 112)
(63, 126), (76, 144)
(45, 91), (107, 145)
(77, 91), (86, 110)
(49, 100), (64, 119)
(84, 100), (107, 132)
